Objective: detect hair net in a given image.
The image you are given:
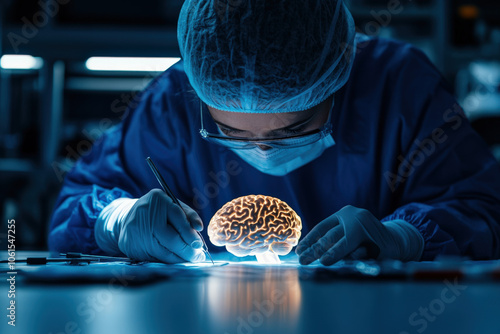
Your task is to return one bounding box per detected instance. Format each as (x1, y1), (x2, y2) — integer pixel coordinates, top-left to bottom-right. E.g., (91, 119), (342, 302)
(177, 0), (356, 113)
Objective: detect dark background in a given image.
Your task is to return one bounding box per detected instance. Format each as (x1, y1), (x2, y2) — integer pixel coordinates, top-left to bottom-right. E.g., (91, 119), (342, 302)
(1, 0), (499, 250)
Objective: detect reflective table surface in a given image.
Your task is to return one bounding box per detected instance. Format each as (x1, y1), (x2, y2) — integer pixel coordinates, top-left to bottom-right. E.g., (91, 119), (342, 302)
(1, 252), (500, 334)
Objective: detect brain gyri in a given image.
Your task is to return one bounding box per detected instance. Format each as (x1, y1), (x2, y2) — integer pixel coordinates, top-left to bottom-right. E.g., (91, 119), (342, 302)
(208, 195), (302, 258)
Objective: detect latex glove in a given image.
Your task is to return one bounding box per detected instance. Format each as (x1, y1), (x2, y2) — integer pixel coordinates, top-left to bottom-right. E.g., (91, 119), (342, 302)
(95, 189), (206, 263)
(296, 205), (424, 266)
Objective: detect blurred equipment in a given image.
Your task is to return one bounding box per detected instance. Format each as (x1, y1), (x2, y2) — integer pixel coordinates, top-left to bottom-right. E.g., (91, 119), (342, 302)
(457, 61), (500, 120)
(452, 2), (500, 51)
(456, 61), (500, 158)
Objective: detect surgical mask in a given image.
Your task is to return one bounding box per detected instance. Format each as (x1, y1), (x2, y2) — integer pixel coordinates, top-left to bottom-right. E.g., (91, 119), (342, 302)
(229, 101), (336, 176)
(230, 134), (335, 176)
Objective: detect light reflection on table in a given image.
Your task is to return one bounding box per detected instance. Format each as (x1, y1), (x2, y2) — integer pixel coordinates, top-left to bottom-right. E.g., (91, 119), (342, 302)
(203, 264), (302, 327)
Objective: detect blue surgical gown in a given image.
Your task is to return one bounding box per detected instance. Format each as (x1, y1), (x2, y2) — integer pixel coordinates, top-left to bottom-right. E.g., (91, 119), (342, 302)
(49, 35), (500, 260)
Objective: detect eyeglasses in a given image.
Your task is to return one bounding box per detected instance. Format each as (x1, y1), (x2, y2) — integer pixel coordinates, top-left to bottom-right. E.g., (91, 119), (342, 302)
(199, 101), (333, 149)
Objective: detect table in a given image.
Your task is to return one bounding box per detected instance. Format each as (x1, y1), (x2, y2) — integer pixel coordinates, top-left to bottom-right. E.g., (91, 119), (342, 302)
(1, 251), (500, 334)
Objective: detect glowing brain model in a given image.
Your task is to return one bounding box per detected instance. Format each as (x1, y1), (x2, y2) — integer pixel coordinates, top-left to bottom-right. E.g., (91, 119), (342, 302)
(208, 195), (302, 264)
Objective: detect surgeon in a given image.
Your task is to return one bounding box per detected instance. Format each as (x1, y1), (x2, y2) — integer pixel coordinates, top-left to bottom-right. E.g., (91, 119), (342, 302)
(50, 0), (500, 265)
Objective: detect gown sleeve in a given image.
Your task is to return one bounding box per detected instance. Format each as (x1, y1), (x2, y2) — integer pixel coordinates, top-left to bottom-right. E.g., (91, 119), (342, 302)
(380, 47), (500, 261)
(48, 123), (137, 254)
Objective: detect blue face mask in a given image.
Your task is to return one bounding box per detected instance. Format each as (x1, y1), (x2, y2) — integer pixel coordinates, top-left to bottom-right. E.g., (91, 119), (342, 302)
(228, 101), (335, 176)
(230, 134), (335, 176)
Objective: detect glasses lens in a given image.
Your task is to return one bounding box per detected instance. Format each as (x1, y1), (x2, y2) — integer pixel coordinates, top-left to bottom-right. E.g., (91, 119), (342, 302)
(200, 130), (255, 149)
(201, 130), (328, 149)
(199, 101), (332, 149)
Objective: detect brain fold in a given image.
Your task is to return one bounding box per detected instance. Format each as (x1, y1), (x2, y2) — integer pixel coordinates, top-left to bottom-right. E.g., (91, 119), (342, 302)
(208, 195), (302, 257)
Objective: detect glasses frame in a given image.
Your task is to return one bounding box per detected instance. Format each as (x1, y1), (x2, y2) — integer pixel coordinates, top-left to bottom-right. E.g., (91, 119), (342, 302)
(199, 101), (334, 149)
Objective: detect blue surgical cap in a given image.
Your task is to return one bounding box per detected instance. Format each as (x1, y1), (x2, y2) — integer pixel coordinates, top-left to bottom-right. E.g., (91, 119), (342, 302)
(177, 0), (356, 113)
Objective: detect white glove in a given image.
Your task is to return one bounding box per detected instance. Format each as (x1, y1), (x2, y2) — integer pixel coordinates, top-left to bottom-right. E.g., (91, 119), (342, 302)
(296, 205), (424, 265)
(95, 189), (206, 263)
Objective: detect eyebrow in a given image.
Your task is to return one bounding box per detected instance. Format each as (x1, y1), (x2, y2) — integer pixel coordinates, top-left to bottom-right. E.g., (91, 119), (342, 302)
(213, 113), (317, 133)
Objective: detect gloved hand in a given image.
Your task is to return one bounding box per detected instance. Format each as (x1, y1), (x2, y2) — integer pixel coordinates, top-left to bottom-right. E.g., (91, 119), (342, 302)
(296, 205), (424, 265)
(95, 189), (206, 263)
